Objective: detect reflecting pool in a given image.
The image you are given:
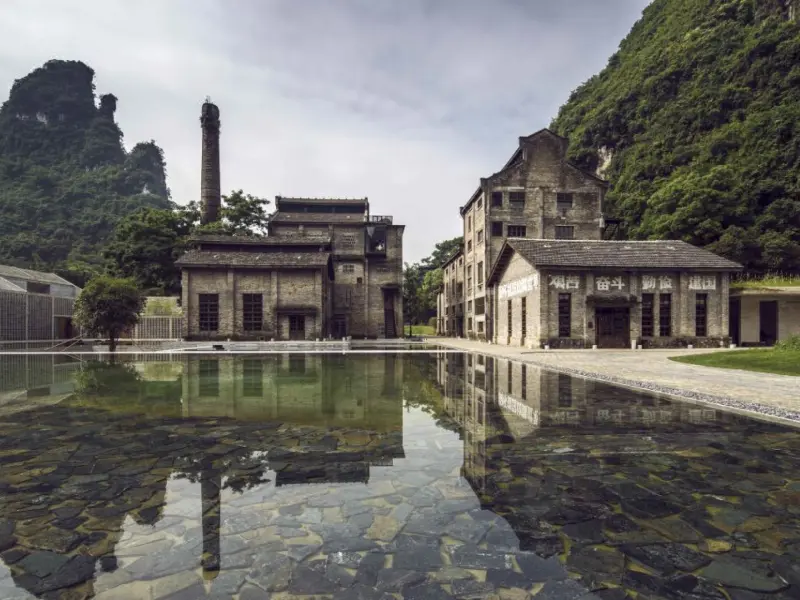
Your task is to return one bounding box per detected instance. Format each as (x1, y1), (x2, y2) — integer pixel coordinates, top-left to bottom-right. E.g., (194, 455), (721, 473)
(0, 352), (798, 599)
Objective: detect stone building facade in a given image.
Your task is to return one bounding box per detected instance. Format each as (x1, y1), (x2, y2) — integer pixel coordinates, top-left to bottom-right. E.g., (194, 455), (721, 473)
(177, 101), (404, 341)
(268, 197), (404, 339)
(730, 287), (800, 346)
(439, 129), (607, 340)
(487, 239), (742, 349)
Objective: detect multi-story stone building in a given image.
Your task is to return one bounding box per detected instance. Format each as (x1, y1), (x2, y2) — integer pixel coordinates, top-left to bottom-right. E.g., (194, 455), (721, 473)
(440, 128), (608, 340)
(436, 128), (742, 348)
(177, 101), (403, 341)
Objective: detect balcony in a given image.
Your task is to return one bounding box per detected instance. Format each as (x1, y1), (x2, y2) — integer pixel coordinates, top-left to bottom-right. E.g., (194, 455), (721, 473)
(369, 215), (393, 224)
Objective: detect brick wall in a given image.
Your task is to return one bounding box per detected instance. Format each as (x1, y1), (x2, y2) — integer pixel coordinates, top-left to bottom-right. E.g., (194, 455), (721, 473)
(490, 258), (732, 348)
(184, 267), (328, 340)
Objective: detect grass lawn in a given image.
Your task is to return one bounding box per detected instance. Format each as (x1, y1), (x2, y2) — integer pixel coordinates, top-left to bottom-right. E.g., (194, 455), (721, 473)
(731, 274), (800, 289)
(670, 349), (800, 376)
(405, 324), (436, 336)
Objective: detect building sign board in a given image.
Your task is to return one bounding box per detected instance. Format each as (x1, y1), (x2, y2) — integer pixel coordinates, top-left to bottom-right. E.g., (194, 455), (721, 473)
(642, 275), (673, 290)
(498, 274), (538, 300)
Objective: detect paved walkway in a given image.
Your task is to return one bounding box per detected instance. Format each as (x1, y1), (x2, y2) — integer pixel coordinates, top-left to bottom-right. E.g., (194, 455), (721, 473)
(431, 338), (800, 425)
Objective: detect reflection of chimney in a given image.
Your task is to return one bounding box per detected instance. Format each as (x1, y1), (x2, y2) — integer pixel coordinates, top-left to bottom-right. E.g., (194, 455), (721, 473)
(200, 99), (221, 225)
(200, 460), (221, 579)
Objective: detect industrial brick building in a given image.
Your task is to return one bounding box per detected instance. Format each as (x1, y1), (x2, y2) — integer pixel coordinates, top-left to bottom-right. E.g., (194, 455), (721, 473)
(177, 101), (403, 341)
(436, 128), (743, 349)
(487, 239), (741, 349)
(439, 129), (607, 341)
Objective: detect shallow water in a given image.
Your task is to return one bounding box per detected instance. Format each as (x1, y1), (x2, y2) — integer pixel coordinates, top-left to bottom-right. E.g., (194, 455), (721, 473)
(0, 351), (798, 599)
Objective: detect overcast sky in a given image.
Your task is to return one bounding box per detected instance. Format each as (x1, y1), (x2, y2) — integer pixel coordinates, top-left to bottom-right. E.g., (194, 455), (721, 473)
(0, 0), (650, 262)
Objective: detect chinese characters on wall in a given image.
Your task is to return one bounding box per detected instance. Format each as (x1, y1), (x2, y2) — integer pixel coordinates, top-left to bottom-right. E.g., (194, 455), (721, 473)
(642, 275), (673, 290)
(498, 273), (539, 300)
(688, 275), (717, 290)
(595, 276), (626, 292)
(548, 275), (580, 290)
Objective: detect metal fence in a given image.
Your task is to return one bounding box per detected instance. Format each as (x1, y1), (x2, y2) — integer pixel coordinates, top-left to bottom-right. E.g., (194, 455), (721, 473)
(121, 317), (184, 341)
(0, 290), (76, 342)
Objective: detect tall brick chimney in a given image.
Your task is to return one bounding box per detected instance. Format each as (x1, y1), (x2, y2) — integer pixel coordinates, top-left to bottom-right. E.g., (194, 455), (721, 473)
(200, 99), (221, 225)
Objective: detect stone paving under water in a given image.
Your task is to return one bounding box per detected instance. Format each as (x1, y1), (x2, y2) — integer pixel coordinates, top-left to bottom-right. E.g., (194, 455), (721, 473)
(0, 352), (798, 599)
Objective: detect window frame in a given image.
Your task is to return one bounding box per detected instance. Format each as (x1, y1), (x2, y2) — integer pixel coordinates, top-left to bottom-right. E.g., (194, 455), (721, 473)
(558, 293), (571, 338)
(242, 293), (263, 332)
(491, 191), (503, 207)
(509, 191), (525, 205)
(641, 293), (655, 338)
(491, 221), (504, 237)
(507, 225), (527, 238)
(198, 293), (220, 332)
(695, 293), (708, 337)
(556, 192), (574, 211)
(659, 293), (672, 337)
(555, 225), (575, 240)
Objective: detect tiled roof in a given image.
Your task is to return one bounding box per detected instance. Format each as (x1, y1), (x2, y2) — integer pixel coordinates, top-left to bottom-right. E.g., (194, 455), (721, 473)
(176, 250), (332, 269)
(192, 234), (332, 246)
(506, 239), (742, 270)
(0, 264), (78, 287)
(270, 212), (366, 224)
(276, 196), (368, 206)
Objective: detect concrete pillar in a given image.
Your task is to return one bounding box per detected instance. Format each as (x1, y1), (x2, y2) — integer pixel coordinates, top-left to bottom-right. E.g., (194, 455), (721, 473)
(720, 273), (730, 338)
(271, 272), (279, 337)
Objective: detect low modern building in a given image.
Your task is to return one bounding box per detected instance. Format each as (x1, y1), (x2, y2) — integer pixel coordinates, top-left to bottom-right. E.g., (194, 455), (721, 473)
(730, 286), (800, 346)
(486, 239), (742, 349)
(0, 264), (80, 348)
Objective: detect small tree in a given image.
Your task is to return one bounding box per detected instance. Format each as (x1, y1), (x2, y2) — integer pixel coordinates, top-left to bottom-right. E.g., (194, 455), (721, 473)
(74, 276), (145, 352)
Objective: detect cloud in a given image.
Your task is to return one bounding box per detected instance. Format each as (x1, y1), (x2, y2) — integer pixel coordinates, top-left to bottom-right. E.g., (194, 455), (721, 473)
(0, 0), (650, 262)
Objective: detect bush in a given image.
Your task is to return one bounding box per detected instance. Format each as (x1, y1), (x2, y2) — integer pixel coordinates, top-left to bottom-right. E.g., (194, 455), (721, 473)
(774, 335), (800, 351)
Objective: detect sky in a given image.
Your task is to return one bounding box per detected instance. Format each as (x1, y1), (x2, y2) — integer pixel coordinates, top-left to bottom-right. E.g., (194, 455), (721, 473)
(0, 0), (651, 263)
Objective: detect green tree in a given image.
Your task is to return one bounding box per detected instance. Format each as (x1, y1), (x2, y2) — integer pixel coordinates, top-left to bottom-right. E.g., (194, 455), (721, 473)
(403, 236), (462, 330)
(73, 276), (145, 352)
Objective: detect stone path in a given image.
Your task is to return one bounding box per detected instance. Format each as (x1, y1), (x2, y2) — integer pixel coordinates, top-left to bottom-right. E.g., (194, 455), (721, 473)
(431, 338), (800, 425)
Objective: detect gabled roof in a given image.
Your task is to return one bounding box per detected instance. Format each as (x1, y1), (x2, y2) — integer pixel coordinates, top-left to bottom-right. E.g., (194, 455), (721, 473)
(270, 212), (366, 224)
(0, 264), (78, 288)
(459, 129), (607, 216)
(176, 249), (333, 270)
(0, 277), (25, 292)
(441, 247), (464, 270)
(487, 239), (742, 286)
(192, 234), (332, 247)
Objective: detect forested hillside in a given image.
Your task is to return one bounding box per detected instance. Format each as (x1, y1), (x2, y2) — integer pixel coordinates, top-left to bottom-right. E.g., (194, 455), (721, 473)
(552, 0), (800, 273)
(0, 60), (171, 274)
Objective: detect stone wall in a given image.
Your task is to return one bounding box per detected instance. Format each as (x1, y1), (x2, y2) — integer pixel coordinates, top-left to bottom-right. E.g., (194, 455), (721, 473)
(490, 259), (732, 348)
(183, 268), (327, 340)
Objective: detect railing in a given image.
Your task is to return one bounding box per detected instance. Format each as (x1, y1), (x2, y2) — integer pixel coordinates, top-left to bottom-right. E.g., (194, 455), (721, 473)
(368, 215), (393, 224)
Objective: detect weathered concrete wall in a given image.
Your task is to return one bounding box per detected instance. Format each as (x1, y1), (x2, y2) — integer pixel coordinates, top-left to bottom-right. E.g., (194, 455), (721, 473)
(739, 295), (800, 345)
(493, 253), (541, 347)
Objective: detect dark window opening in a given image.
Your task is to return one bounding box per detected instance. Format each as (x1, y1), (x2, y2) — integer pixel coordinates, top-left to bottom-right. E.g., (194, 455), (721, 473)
(467, 240), (472, 252)
(556, 192), (574, 211)
(491, 221), (504, 236)
(491, 191), (503, 207)
(242, 293), (263, 332)
(475, 297), (485, 315)
(507, 300), (512, 337)
(555, 226), (575, 240)
(695, 293), (708, 337)
(641, 293), (654, 337)
(659, 294), (672, 337)
(558, 373), (572, 407)
(521, 364), (527, 400)
(507, 361), (512, 394)
(289, 315), (305, 339)
(198, 294), (219, 332)
(507, 225), (527, 238)
(558, 293), (571, 338)
(477, 229), (483, 243)
(198, 360), (219, 397)
(509, 191), (525, 205)
(521, 297), (527, 341)
(242, 359), (263, 397)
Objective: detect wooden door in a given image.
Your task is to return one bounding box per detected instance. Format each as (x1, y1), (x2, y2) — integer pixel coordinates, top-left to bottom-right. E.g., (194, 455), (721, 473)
(759, 301), (778, 346)
(729, 297), (741, 345)
(289, 315), (305, 341)
(332, 315), (347, 339)
(595, 308), (631, 349)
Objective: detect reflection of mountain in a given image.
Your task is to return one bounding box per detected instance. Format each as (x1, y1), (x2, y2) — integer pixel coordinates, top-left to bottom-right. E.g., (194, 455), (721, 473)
(0, 353), (406, 598)
(436, 354), (800, 597)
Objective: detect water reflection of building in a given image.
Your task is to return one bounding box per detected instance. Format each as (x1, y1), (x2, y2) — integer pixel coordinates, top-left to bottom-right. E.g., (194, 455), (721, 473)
(436, 352), (742, 495)
(0, 354), (80, 415)
(0, 353), (407, 598)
